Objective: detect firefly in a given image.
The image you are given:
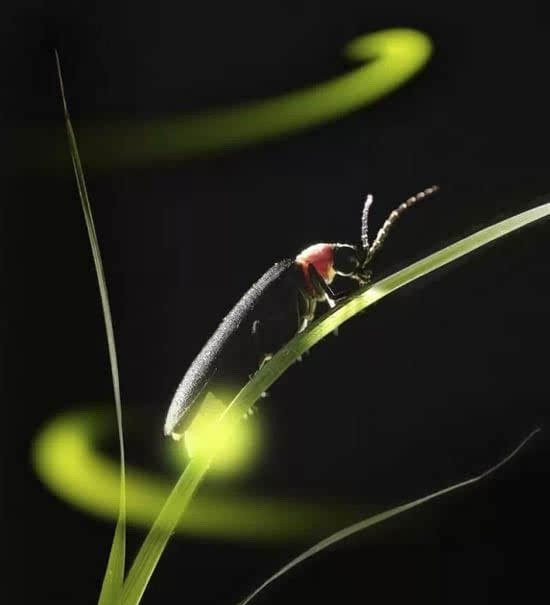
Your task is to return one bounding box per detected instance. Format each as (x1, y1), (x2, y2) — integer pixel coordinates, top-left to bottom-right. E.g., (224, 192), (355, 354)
(164, 185), (439, 439)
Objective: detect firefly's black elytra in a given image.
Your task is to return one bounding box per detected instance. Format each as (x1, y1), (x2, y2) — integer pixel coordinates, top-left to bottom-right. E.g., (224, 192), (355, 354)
(164, 185), (439, 439)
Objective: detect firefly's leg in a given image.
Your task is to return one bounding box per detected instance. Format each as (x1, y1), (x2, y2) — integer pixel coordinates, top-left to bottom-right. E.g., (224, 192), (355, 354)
(249, 320), (273, 404)
(355, 269), (373, 287)
(296, 288), (316, 332)
(307, 264), (336, 308)
(251, 320), (273, 368)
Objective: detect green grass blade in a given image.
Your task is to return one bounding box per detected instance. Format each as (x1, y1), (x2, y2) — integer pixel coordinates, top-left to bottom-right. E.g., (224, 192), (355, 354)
(55, 52), (127, 604)
(122, 201), (548, 605)
(206, 203), (550, 437)
(238, 428), (541, 605)
(122, 457), (207, 605)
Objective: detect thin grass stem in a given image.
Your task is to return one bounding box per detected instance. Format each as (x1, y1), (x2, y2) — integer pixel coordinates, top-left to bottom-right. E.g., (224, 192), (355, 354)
(55, 52), (127, 605)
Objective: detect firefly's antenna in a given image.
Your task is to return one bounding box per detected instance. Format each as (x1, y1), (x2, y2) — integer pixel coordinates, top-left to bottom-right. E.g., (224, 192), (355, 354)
(360, 194), (374, 250)
(363, 185), (439, 265)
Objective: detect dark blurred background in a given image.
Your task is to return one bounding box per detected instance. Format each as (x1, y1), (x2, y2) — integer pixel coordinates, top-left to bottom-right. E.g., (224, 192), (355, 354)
(6, 1), (550, 603)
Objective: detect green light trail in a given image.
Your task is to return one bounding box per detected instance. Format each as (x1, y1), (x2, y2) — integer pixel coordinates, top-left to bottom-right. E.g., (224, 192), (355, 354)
(32, 407), (354, 542)
(43, 28), (432, 171)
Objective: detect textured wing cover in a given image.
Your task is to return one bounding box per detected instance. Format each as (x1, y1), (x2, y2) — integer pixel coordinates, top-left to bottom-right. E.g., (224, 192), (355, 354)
(164, 259), (296, 436)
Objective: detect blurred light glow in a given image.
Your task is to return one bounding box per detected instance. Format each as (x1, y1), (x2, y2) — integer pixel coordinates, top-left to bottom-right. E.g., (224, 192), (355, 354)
(31, 406), (353, 542)
(41, 28), (432, 172)
(172, 392), (261, 477)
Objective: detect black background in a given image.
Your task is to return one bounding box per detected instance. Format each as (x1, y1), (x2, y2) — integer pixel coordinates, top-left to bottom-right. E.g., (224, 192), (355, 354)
(6, 2), (550, 604)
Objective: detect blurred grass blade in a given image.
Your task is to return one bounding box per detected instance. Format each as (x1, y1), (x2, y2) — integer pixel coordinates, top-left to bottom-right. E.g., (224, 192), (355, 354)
(55, 51), (127, 604)
(238, 428), (541, 605)
(122, 201), (548, 605)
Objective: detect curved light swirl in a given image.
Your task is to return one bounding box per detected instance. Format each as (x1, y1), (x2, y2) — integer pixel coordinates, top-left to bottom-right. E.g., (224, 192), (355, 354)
(54, 28), (432, 171)
(32, 407), (354, 542)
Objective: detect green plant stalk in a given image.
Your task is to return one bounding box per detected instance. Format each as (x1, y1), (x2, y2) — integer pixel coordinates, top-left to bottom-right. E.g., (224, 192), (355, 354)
(122, 202), (549, 605)
(56, 52), (127, 605)
(238, 427), (540, 605)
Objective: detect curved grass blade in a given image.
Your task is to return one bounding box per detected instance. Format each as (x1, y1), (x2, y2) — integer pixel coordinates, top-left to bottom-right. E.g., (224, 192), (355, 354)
(238, 428), (541, 605)
(55, 52), (127, 605)
(121, 201), (549, 605)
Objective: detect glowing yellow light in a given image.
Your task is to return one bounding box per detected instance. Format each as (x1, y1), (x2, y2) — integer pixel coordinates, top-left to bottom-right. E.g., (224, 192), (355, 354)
(168, 392), (262, 477)
(31, 406), (353, 541)
(38, 28), (433, 173)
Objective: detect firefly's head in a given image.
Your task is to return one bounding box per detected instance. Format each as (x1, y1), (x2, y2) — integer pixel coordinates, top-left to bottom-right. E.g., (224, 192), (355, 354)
(296, 186), (439, 292)
(332, 244), (360, 275)
(332, 243), (370, 284)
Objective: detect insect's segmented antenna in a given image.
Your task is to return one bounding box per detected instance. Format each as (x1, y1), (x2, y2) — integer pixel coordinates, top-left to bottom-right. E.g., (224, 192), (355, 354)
(361, 194), (374, 250)
(364, 185), (439, 264)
